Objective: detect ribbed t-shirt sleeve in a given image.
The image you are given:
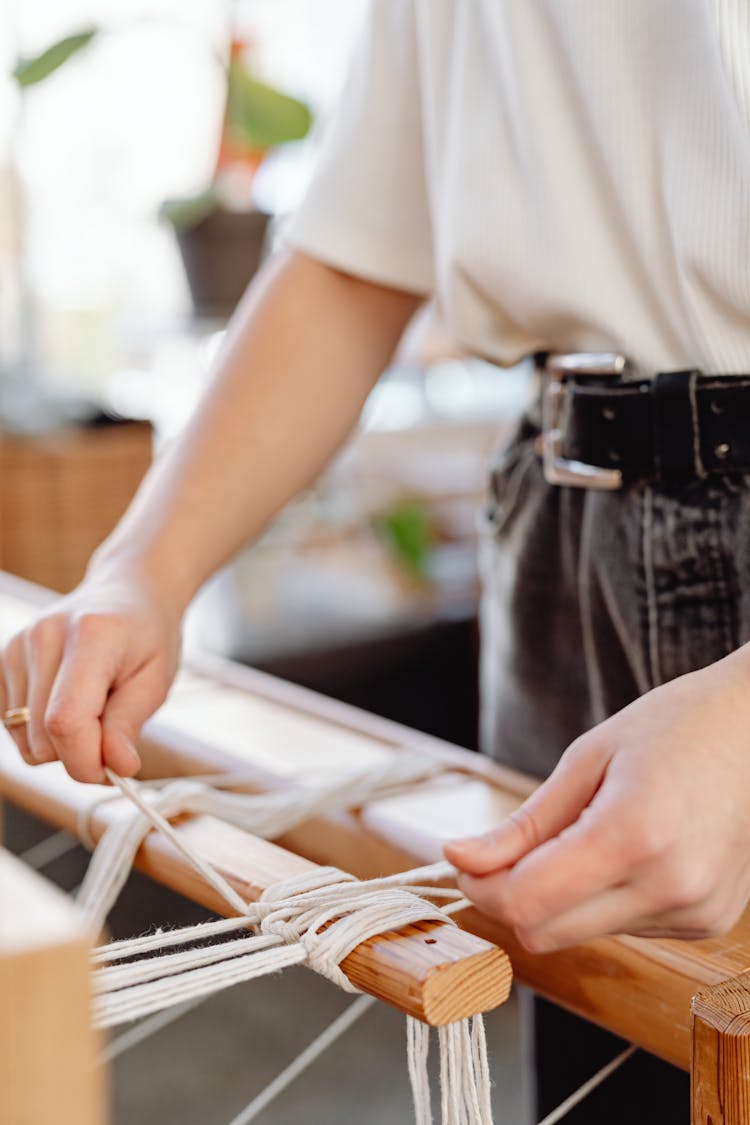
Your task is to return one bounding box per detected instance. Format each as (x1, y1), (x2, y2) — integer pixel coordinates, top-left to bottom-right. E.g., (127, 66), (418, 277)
(283, 0), (434, 296)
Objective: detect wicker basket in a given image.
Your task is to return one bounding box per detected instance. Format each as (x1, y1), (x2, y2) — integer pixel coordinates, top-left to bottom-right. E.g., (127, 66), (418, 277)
(0, 421), (152, 593)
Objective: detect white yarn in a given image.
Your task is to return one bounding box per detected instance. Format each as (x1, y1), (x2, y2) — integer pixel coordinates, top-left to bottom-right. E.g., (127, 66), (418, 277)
(174, 752), (447, 839)
(91, 862), (463, 1018)
(81, 773), (467, 1012)
(77, 774), (250, 928)
(252, 865), (455, 991)
(78, 766), (493, 1123)
(536, 1044), (637, 1125)
(79, 749), (443, 857)
(102, 996), (207, 1064)
(19, 828), (78, 870)
(77, 760), (464, 934)
(95, 942), (307, 1027)
(45, 746), (644, 1125)
(93, 933), (281, 994)
(226, 994), (377, 1125)
(407, 1016), (433, 1125)
(406, 1014), (493, 1125)
(91, 914), (256, 965)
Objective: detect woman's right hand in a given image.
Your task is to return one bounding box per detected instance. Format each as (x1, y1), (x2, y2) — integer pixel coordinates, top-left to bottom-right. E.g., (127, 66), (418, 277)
(0, 570), (183, 783)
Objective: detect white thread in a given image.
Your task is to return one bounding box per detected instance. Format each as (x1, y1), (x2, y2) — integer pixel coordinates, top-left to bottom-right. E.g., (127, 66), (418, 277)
(102, 996), (206, 1064)
(98, 752), (443, 841)
(95, 943), (306, 1027)
(77, 757), (447, 932)
(536, 1044), (636, 1125)
(255, 866), (454, 991)
(84, 776), (466, 1014)
(226, 994), (376, 1125)
(91, 915), (255, 965)
(83, 770), (492, 1122)
(77, 773), (250, 928)
(407, 1016), (433, 1125)
(92, 858), (493, 1123)
(406, 1015), (493, 1125)
(93, 933), (280, 994)
(18, 740), (634, 1123)
(18, 829), (78, 870)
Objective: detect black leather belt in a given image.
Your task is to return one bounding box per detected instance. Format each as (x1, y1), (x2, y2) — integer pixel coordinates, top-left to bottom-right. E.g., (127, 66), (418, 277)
(539, 354), (750, 489)
(563, 372), (750, 485)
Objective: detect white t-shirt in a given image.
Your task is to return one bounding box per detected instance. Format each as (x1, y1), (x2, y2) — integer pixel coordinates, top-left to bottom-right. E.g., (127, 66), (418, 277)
(285, 0), (750, 378)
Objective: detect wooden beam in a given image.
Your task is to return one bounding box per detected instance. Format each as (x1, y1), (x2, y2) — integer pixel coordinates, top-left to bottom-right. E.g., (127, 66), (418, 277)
(129, 650), (750, 1071)
(6, 574), (750, 1067)
(0, 849), (105, 1125)
(691, 971), (750, 1124)
(0, 755), (511, 1026)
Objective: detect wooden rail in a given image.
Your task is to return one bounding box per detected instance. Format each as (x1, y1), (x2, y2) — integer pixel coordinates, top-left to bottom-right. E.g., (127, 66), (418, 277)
(3, 570), (750, 1120)
(0, 754), (511, 1026)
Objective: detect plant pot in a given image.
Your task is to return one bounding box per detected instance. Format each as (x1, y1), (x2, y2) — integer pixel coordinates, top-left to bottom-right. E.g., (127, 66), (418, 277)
(175, 206), (271, 319)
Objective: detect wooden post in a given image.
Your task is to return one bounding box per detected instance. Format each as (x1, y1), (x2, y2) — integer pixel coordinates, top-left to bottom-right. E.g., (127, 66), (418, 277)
(692, 971), (750, 1124)
(0, 849), (106, 1125)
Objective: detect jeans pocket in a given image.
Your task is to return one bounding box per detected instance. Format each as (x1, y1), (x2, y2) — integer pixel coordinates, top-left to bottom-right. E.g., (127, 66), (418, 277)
(483, 418), (540, 539)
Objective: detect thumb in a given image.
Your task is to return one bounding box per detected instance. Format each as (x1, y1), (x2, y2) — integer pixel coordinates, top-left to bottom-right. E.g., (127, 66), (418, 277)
(100, 667), (169, 778)
(444, 739), (609, 876)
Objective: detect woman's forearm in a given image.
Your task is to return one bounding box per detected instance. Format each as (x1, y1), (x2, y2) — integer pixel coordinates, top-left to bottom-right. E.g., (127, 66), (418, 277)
(90, 250), (422, 613)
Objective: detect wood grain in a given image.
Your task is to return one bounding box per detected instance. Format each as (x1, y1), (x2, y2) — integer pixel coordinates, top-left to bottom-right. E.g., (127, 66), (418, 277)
(692, 971), (750, 1124)
(0, 754), (511, 1026)
(5, 576), (750, 1068)
(0, 849), (105, 1125)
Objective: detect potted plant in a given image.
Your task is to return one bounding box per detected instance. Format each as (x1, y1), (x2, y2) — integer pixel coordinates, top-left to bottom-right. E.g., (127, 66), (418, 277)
(160, 35), (312, 317)
(14, 25), (313, 319)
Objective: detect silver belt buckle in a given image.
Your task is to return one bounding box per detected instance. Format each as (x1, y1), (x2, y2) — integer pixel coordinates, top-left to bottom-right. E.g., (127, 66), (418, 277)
(542, 352), (626, 490)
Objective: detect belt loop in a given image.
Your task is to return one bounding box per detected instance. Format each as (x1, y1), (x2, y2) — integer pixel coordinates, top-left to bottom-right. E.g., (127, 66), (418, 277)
(652, 369), (705, 483)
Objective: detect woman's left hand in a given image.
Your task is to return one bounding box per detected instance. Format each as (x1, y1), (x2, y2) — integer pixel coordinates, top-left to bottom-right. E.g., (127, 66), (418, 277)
(445, 646), (750, 951)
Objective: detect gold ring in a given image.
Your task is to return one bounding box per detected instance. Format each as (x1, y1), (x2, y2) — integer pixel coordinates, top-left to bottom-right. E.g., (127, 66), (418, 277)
(3, 706), (31, 730)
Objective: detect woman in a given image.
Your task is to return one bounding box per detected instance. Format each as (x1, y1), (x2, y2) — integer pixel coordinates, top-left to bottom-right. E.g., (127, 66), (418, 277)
(5, 0), (750, 959)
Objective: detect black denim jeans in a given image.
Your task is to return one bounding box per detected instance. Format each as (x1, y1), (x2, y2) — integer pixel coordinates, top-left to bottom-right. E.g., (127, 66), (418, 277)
(479, 414), (750, 776)
(477, 415), (750, 1121)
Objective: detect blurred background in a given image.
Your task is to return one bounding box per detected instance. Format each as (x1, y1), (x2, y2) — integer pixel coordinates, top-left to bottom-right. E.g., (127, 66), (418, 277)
(0, 0), (532, 752)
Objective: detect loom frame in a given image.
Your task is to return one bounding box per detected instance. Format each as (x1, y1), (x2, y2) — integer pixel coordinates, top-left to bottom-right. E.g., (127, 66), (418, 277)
(1, 570), (749, 1123)
(0, 847), (105, 1125)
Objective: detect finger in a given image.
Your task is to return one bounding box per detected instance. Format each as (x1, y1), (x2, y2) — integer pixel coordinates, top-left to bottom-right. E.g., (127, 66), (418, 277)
(445, 738), (610, 876)
(456, 803), (625, 933)
(25, 621), (64, 763)
(503, 885), (645, 953)
(45, 624), (123, 783)
(508, 883), (746, 950)
(100, 667), (170, 778)
(2, 636), (32, 764)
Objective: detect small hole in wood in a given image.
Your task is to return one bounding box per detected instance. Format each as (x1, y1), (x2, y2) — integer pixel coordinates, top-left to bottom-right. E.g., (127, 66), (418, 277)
(424, 938), (437, 945)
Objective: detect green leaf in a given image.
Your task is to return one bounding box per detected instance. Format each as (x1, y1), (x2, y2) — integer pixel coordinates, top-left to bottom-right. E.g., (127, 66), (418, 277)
(227, 62), (312, 151)
(13, 28), (99, 88)
(158, 187), (220, 229)
(374, 498), (436, 578)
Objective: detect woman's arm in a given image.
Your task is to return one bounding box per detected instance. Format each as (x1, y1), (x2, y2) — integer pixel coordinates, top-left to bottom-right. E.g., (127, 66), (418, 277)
(93, 249), (421, 609)
(1, 250), (421, 782)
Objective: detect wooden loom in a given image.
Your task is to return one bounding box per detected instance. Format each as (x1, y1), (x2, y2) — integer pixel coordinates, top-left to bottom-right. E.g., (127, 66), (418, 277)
(1, 570), (749, 1124)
